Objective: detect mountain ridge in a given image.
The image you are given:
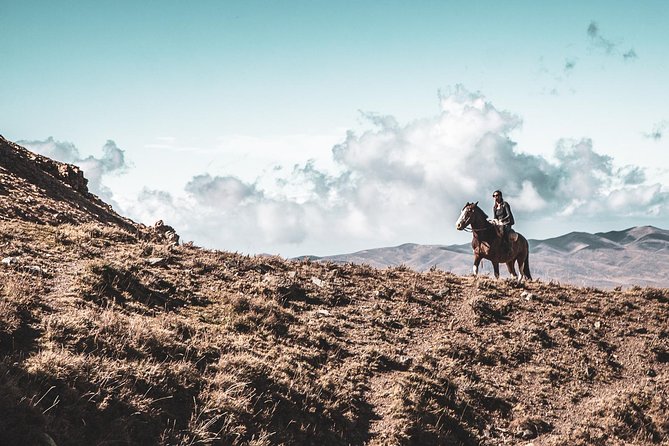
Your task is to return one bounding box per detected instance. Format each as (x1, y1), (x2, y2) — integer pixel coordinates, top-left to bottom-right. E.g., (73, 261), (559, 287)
(303, 225), (669, 288)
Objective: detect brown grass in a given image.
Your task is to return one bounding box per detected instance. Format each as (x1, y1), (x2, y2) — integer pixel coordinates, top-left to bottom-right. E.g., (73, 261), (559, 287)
(0, 220), (667, 445)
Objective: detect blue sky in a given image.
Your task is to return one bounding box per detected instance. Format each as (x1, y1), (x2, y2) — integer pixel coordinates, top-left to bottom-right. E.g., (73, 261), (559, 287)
(2, 1), (668, 256)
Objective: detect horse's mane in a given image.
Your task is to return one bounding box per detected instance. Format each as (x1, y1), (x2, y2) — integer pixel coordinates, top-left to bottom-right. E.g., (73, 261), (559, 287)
(472, 203), (489, 220)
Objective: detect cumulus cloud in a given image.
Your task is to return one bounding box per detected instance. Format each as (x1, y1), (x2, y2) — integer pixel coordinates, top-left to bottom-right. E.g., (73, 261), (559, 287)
(185, 174), (262, 208)
(126, 183), (315, 251)
(18, 137), (129, 202)
(123, 85), (668, 256)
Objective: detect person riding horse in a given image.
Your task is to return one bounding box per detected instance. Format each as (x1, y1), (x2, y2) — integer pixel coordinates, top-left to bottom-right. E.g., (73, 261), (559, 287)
(455, 200), (531, 281)
(492, 190), (514, 255)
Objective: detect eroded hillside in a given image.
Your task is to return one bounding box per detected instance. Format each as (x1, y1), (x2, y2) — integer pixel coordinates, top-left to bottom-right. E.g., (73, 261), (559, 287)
(1, 220), (667, 446)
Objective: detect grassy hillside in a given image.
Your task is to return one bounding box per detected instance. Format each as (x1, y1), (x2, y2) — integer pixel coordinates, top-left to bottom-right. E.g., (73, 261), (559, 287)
(1, 220), (667, 446)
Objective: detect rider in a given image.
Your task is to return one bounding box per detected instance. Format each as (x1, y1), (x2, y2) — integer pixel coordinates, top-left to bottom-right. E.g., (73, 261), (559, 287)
(492, 190), (514, 254)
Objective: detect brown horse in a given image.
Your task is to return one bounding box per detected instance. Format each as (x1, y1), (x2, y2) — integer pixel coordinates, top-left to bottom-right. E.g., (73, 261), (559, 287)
(455, 201), (532, 282)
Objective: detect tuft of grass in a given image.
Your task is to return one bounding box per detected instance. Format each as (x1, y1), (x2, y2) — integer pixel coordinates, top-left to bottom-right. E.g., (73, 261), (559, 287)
(0, 273), (42, 351)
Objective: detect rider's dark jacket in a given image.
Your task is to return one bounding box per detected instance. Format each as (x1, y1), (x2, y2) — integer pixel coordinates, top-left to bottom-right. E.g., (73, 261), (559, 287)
(493, 201), (514, 228)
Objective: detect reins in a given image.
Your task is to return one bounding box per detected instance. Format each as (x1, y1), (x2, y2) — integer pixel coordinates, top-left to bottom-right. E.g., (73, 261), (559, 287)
(463, 225), (490, 233)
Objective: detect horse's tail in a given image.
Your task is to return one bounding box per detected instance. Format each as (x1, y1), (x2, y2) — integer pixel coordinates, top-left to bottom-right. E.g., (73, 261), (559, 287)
(523, 247), (532, 280)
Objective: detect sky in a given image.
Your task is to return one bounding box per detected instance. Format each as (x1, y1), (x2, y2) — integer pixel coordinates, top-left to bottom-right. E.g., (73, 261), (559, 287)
(1, 0), (668, 257)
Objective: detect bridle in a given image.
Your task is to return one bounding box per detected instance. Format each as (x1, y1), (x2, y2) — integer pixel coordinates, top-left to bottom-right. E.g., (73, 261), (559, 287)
(458, 205), (490, 233)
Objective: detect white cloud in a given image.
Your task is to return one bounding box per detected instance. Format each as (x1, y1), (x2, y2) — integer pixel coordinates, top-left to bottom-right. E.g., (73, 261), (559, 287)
(184, 174), (262, 208)
(120, 86), (668, 256)
(607, 184), (666, 214)
(510, 181), (547, 212)
(23, 88), (668, 257)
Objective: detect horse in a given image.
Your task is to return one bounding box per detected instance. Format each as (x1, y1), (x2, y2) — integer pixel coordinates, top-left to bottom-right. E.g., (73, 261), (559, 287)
(455, 201), (532, 282)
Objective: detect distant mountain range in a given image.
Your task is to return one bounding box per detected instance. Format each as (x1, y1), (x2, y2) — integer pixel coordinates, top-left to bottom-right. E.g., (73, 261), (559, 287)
(302, 226), (669, 288)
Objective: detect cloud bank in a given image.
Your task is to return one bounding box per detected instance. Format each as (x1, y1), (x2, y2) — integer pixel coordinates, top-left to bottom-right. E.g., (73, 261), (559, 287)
(19, 137), (129, 203)
(121, 86), (668, 256)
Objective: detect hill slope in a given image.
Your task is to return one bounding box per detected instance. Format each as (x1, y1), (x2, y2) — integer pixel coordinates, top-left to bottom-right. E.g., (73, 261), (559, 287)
(0, 135), (133, 229)
(1, 137), (667, 445)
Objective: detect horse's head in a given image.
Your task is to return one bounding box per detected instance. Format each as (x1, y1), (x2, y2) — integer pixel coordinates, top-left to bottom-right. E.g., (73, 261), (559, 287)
(455, 201), (479, 230)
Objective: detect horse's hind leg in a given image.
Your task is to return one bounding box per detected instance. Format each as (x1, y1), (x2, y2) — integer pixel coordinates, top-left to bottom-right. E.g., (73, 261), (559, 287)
(517, 259), (529, 282)
(506, 261), (518, 280)
(514, 259), (526, 283)
(493, 262), (500, 279)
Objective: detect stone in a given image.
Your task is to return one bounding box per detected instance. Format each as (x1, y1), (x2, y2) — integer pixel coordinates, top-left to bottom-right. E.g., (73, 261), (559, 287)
(151, 220), (180, 245)
(521, 291), (535, 301)
(1, 256), (17, 266)
(26, 265), (47, 275)
(521, 429), (536, 440)
(57, 163), (88, 193)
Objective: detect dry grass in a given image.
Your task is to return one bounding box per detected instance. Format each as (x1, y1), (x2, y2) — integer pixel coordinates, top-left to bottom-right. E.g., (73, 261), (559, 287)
(0, 220), (667, 445)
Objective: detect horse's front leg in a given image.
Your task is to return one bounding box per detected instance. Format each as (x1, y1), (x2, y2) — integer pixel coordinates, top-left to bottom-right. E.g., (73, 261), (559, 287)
(473, 256), (482, 276)
(493, 262), (500, 279)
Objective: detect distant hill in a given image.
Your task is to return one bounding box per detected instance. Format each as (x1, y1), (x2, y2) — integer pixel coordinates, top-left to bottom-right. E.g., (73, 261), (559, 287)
(304, 226), (669, 288)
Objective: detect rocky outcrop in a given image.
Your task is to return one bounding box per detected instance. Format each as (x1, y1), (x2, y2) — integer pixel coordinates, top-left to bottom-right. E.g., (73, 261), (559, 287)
(0, 135), (130, 228)
(1, 135), (88, 194)
(148, 220), (180, 245)
(55, 162), (88, 194)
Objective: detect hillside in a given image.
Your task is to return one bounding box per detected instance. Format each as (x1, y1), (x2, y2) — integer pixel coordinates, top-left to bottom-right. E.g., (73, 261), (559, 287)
(1, 137), (668, 445)
(309, 226), (669, 289)
(0, 135), (133, 229)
